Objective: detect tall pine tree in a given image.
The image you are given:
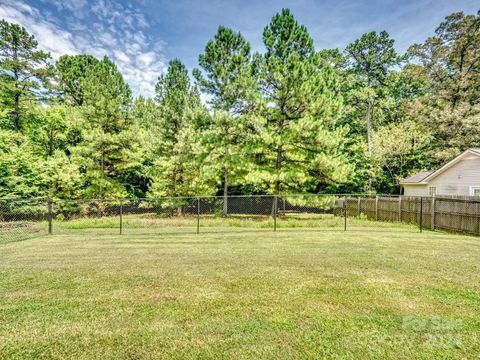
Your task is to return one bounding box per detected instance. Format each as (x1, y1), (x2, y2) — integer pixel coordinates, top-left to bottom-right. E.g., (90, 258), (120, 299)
(0, 19), (53, 132)
(345, 31), (402, 156)
(193, 26), (257, 214)
(149, 59), (213, 206)
(56, 54), (99, 106)
(251, 9), (351, 196)
(74, 56), (139, 198)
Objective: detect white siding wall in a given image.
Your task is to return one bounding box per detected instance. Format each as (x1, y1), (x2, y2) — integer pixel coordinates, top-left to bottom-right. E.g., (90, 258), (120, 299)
(429, 156), (480, 195)
(403, 155), (480, 196)
(403, 184), (429, 196)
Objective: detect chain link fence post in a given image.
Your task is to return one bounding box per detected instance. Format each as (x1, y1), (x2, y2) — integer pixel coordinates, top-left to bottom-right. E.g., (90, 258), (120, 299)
(47, 197), (53, 235)
(273, 195), (277, 232)
(197, 197), (200, 234)
(119, 198), (123, 235)
(343, 197), (347, 231)
(357, 196), (361, 218)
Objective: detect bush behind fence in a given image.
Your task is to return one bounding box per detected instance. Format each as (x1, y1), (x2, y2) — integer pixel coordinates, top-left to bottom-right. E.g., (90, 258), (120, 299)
(1, 194), (479, 242)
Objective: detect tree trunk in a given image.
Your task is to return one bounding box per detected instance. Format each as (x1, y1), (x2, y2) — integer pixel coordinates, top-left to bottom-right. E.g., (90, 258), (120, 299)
(366, 96), (373, 191)
(271, 143), (283, 217)
(97, 153), (105, 219)
(172, 168), (176, 197)
(366, 96), (372, 156)
(100, 152), (105, 198)
(223, 146), (228, 216)
(272, 115), (284, 216)
(13, 93), (20, 132)
(275, 144), (282, 195)
(223, 168), (228, 217)
(13, 46), (20, 132)
(172, 168), (182, 216)
(48, 126), (54, 157)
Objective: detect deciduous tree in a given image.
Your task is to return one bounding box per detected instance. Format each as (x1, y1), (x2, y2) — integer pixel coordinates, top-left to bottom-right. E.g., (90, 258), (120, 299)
(407, 11), (480, 162)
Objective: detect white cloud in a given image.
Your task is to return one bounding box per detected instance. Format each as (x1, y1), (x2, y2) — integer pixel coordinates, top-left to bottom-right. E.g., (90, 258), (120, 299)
(113, 50), (131, 64)
(0, 0), (167, 98)
(0, 2), (79, 58)
(137, 52), (156, 66)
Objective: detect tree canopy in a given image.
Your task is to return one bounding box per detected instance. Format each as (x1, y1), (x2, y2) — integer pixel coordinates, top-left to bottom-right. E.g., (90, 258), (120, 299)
(0, 8), (478, 199)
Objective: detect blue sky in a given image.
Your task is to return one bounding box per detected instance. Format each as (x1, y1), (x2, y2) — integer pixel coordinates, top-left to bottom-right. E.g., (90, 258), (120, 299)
(1, 0), (478, 97)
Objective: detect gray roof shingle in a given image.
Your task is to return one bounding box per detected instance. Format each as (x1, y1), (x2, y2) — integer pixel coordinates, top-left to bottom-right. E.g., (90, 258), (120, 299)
(400, 170), (435, 184)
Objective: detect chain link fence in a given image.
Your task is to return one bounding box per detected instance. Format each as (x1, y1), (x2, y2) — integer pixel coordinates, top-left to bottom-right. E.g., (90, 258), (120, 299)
(0, 198), (49, 243)
(1, 195), (479, 242)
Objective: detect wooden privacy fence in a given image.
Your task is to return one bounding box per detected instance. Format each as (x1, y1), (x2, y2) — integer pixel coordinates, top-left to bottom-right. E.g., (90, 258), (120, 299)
(345, 196), (480, 236)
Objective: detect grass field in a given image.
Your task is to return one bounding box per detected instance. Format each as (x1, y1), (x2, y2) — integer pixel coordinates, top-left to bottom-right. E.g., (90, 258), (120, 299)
(1, 213), (421, 244)
(1, 227), (479, 359)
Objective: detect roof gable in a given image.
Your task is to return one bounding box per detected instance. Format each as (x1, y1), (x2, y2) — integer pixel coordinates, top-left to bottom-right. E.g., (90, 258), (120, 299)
(401, 149), (480, 185)
(423, 149), (480, 182)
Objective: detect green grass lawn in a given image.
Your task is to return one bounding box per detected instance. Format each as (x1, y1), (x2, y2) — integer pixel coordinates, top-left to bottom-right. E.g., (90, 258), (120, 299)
(1, 228), (479, 359)
(0, 213), (421, 244)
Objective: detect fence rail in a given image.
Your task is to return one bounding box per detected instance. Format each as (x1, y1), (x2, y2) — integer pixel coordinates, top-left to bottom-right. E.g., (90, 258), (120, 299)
(343, 195), (480, 235)
(1, 195), (479, 242)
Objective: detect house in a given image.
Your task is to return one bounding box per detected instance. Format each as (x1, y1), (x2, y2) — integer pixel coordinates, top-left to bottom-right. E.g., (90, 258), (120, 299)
(400, 148), (480, 196)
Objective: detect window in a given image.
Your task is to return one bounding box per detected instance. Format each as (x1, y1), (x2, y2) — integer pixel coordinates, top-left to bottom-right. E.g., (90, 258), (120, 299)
(429, 186), (437, 196)
(472, 187), (480, 197)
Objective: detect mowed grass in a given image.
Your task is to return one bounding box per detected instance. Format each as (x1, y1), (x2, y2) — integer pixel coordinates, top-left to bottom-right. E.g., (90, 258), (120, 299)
(0, 227), (479, 359)
(54, 213), (419, 231)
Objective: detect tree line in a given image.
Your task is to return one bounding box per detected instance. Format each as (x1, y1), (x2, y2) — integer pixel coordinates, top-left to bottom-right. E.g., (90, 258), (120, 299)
(0, 9), (479, 206)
